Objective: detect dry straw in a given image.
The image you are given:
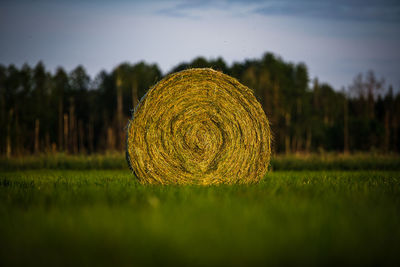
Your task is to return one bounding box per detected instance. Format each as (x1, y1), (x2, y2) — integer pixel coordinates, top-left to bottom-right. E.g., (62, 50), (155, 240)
(126, 68), (271, 185)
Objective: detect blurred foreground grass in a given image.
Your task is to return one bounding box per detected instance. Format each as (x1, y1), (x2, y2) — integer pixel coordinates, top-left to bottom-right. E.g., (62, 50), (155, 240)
(1, 169), (399, 266)
(1, 152), (399, 171)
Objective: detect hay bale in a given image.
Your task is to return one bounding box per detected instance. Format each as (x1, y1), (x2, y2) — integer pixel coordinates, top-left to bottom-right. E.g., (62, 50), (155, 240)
(126, 68), (271, 185)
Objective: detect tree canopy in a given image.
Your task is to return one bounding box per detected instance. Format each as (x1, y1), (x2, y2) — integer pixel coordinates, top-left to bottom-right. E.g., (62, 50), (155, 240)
(1, 53), (399, 155)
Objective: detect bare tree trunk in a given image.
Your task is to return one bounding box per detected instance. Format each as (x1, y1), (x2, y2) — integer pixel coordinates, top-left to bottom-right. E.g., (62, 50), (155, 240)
(15, 111), (20, 156)
(45, 132), (50, 153)
(52, 143), (57, 153)
(306, 128), (312, 153)
(69, 98), (78, 154)
(107, 127), (116, 151)
(367, 93), (374, 120)
(273, 82), (279, 123)
(285, 112), (291, 154)
(296, 136), (303, 152)
(344, 96), (349, 154)
(34, 118), (40, 154)
(393, 115), (398, 152)
(291, 136), (298, 153)
(89, 119), (94, 153)
(6, 134), (11, 158)
(384, 111), (390, 153)
(78, 119), (85, 153)
(262, 76), (272, 118)
(6, 109), (13, 158)
(132, 77), (138, 110)
(73, 117), (78, 154)
(117, 76), (124, 151)
(0, 90), (5, 155)
(63, 114), (69, 153)
(58, 99), (63, 151)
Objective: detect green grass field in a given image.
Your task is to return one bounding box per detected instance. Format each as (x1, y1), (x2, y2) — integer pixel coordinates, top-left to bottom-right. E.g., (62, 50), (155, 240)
(1, 155), (400, 266)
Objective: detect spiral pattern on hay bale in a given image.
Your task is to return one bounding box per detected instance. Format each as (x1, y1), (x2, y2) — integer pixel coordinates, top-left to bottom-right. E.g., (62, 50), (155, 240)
(126, 68), (271, 185)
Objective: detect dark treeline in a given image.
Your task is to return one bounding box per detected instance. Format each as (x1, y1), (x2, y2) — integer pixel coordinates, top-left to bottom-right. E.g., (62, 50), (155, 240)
(1, 52), (399, 156)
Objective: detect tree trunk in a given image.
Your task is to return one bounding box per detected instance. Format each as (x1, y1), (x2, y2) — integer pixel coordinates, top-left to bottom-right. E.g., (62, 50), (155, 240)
(6, 109), (13, 157)
(384, 111), (390, 153)
(69, 98), (78, 154)
(89, 118), (94, 153)
(64, 114), (69, 153)
(393, 115), (398, 152)
(291, 136), (297, 153)
(306, 128), (312, 153)
(6, 134), (11, 158)
(296, 135), (303, 152)
(367, 93), (374, 120)
(262, 75), (271, 118)
(273, 82), (279, 123)
(117, 75), (124, 151)
(107, 127), (116, 151)
(45, 132), (50, 153)
(34, 118), (40, 154)
(78, 119), (85, 153)
(0, 90), (5, 155)
(132, 77), (138, 110)
(15, 111), (20, 155)
(73, 117), (78, 154)
(285, 112), (291, 154)
(344, 96), (349, 154)
(58, 99), (63, 151)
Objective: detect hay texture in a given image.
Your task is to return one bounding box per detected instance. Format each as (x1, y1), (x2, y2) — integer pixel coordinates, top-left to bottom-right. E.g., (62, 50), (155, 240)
(126, 68), (271, 185)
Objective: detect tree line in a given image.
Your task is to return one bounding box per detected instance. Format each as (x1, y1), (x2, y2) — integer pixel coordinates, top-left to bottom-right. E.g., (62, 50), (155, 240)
(1, 52), (399, 156)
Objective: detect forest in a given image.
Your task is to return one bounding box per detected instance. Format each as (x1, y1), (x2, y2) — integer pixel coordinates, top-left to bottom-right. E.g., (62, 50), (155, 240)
(1, 52), (399, 156)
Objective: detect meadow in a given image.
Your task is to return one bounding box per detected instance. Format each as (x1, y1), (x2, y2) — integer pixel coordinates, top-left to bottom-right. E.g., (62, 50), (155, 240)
(1, 154), (399, 266)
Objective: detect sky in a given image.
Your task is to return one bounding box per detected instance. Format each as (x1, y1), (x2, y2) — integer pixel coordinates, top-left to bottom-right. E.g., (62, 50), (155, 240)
(0, 0), (399, 90)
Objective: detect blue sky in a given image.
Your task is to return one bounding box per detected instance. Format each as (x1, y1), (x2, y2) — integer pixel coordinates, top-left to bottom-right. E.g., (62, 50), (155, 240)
(0, 0), (399, 90)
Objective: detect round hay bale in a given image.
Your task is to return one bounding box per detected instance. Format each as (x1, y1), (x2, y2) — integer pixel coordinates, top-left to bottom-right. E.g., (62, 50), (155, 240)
(126, 68), (271, 185)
